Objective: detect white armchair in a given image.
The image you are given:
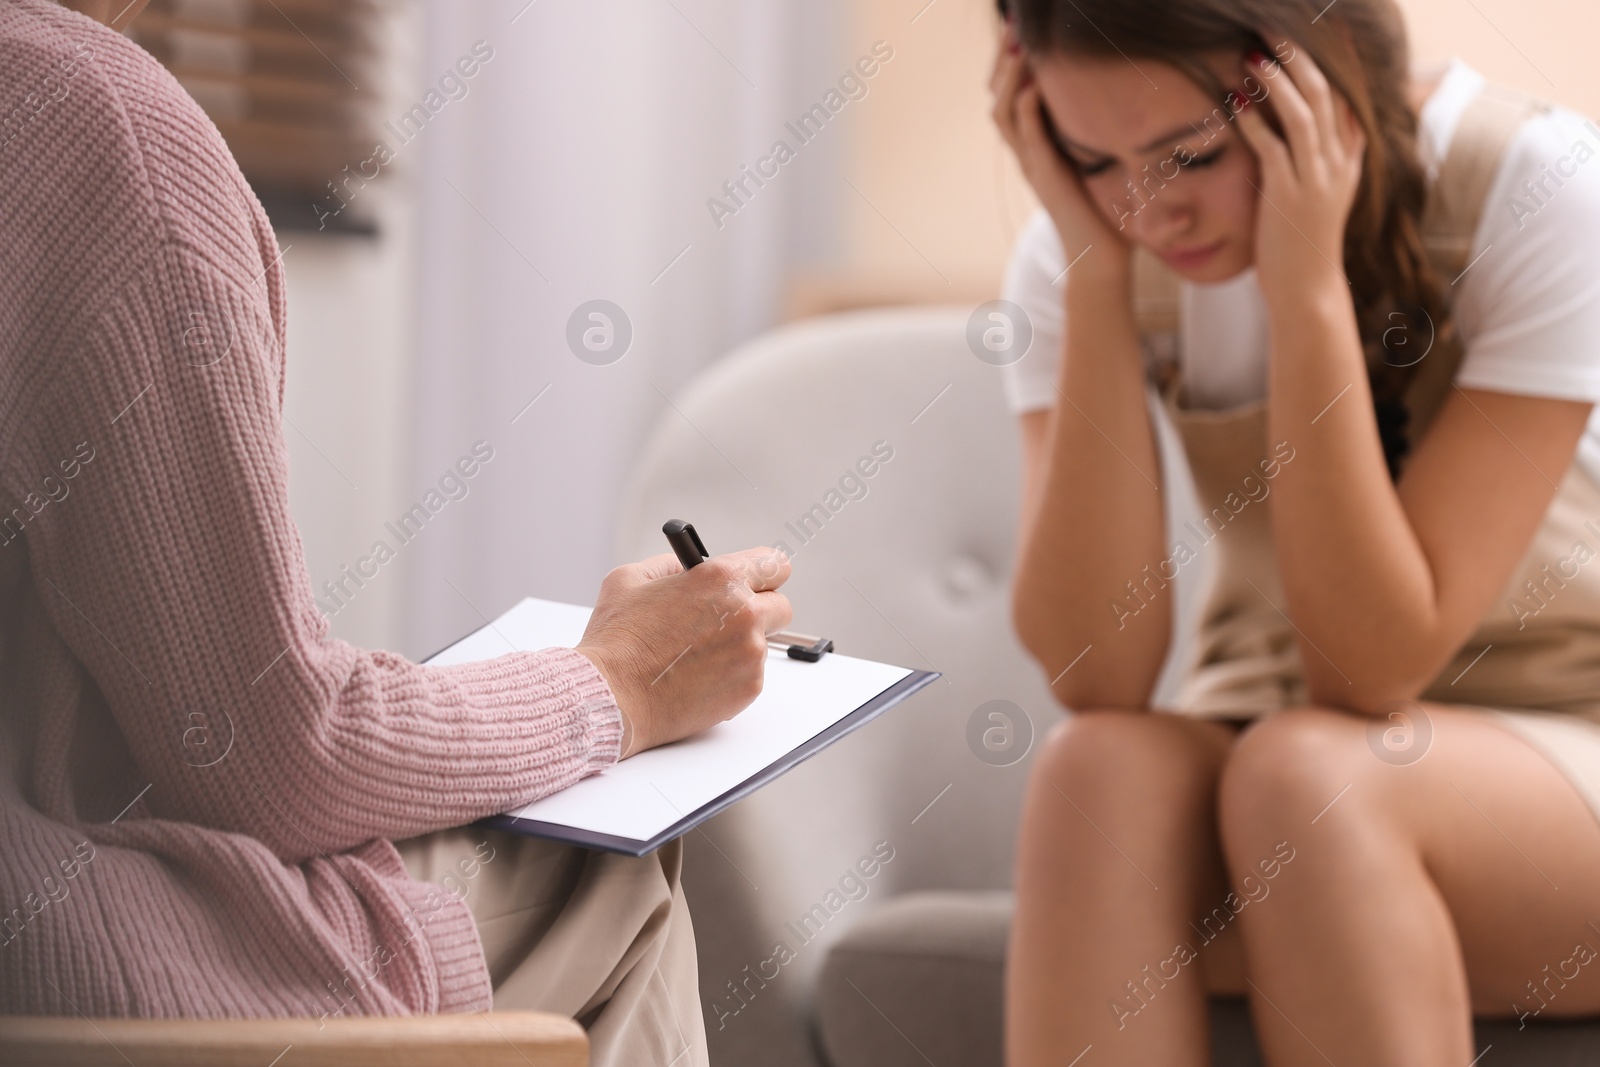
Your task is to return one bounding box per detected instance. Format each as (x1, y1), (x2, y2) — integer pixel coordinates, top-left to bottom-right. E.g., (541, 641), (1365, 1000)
(615, 306), (1055, 1066)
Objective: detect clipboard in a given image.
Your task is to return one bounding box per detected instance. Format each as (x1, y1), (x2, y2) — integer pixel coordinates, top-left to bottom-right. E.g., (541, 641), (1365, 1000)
(424, 597), (940, 856)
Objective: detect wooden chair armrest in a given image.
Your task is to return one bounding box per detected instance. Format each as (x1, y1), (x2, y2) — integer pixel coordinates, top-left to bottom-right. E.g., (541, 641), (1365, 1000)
(0, 1010), (588, 1066)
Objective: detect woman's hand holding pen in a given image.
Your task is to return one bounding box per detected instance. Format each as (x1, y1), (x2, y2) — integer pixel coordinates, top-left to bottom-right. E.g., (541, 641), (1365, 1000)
(576, 548), (793, 759)
(989, 25), (1131, 287)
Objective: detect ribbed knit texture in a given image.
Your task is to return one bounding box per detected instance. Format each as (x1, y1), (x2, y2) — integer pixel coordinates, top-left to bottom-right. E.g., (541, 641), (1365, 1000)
(0, 0), (622, 1018)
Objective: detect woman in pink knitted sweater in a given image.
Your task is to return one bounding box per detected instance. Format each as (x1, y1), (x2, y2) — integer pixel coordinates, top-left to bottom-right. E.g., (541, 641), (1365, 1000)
(0, 3), (791, 1063)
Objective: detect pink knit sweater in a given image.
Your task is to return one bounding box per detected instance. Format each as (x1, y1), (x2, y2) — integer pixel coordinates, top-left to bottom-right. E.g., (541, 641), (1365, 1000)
(0, 0), (622, 1018)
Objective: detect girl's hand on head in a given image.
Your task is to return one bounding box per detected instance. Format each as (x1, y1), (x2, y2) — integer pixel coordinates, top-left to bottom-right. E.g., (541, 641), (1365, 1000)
(1232, 41), (1366, 307)
(990, 31), (1131, 287)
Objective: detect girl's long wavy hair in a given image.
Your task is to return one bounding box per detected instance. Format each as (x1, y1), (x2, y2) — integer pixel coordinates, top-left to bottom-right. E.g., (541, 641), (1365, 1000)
(1003, 0), (1451, 479)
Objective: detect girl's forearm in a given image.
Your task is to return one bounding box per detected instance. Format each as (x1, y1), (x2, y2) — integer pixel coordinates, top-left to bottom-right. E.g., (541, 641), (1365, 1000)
(1013, 279), (1170, 709)
(1265, 280), (1439, 707)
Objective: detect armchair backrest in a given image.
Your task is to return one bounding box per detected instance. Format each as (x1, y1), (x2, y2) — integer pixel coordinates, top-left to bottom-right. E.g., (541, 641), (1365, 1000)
(616, 309), (1055, 1045)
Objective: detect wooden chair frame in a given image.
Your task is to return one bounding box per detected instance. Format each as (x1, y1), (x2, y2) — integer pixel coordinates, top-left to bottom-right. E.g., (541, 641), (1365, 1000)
(0, 1010), (587, 1066)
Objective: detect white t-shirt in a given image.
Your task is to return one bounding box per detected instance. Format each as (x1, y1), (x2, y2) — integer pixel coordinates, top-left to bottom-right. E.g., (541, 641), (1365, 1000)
(999, 60), (1600, 480)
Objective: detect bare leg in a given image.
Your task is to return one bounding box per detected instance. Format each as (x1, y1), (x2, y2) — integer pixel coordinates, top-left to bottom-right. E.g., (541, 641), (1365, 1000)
(1006, 711), (1246, 1066)
(1218, 706), (1600, 1066)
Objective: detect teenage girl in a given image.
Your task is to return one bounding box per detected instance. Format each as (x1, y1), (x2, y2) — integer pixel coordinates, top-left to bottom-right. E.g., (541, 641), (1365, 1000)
(991, 0), (1600, 1063)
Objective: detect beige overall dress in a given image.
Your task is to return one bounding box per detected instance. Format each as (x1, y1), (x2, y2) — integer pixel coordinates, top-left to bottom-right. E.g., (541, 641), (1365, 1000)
(1139, 83), (1600, 822)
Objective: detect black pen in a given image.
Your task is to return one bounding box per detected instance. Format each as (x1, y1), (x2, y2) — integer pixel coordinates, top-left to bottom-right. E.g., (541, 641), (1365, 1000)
(662, 518), (709, 571)
(660, 519), (834, 661)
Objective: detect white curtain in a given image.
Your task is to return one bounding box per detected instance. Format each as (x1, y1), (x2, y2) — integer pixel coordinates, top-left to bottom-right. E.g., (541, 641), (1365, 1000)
(398, 0), (846, 655)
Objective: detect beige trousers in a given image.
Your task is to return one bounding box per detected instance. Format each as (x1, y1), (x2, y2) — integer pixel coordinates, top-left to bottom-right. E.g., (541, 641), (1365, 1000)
(394, 827), (708, 1067)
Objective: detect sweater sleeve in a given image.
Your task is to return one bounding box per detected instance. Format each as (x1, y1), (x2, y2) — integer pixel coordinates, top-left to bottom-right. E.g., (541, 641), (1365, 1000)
(9, 241), (622, 863)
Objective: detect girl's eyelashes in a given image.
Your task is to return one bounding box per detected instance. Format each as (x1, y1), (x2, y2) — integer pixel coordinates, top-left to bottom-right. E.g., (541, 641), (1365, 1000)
(1071, 145), (1225, 179)
(1178, 145), (1226, 169)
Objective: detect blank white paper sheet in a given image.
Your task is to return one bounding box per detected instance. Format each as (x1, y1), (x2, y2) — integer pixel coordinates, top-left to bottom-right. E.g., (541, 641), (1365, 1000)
(425, 598), (924, 849)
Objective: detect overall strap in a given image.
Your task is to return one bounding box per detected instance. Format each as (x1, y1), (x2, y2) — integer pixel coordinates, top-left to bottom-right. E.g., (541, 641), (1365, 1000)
(1405, 82), (1552, 434)
(1421, 82), (1551, 281)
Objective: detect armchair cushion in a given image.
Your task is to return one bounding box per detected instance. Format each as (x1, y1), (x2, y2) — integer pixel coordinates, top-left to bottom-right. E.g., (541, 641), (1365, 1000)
(815, 891), (1600, 1067)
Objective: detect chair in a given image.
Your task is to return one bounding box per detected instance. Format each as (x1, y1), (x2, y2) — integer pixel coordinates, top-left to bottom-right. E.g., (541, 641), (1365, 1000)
(0, 1011), (587, 1066)
(814, 891), (1600, 1066)
(618, 306), (1600, 1066)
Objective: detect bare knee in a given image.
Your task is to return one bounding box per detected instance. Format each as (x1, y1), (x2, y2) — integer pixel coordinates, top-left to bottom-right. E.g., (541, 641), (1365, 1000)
(1032, 710), (1235, 811)
(1218, 706), (1375, 852)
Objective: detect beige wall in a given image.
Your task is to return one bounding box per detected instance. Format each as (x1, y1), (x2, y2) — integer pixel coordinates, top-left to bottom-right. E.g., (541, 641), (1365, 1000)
(839, 0), (1030, 295)
(1402, 0), (1599, 113)
(282, 210), (416, 654)
(830, 0), (1599, 308)
(281, 4), (420, 655)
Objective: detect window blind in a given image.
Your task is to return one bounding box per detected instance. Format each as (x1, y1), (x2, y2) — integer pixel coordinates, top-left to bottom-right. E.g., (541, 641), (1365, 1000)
(128, 0), (383, 233)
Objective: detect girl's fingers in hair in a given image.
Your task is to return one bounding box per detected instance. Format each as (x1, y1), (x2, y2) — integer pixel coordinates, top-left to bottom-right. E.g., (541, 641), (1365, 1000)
(1012, 81), (1055, 165)
(990, 48), (1015, 121)
(1271, 36), (1339, 145)
(1234, 100), (1292, 179)
(1252, 51), (1319, 179)
(1012, 81), (1040, 139)
(991, 52), (1028, 146)
(993, 43), (1027, 100)
(989, 20), (1022, 90)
